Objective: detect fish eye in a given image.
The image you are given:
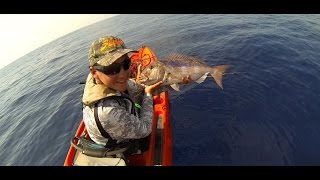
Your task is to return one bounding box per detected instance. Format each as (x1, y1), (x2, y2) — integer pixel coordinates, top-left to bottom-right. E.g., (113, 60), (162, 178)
(150, 66), (153, 69)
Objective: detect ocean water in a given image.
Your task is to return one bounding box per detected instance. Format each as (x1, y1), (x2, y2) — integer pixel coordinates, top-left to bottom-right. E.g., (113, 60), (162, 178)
(0, 14), (320, 166)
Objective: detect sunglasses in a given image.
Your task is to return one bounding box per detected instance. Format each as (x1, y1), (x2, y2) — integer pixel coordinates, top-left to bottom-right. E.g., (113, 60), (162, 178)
(94, 58), (131, 75)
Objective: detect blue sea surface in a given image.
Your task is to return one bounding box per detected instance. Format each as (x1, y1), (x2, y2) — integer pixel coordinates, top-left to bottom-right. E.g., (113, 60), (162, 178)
(0, 14), (320, 165)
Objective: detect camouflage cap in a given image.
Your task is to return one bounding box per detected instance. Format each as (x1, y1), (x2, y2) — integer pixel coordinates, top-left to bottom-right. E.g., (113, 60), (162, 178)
(88, 36), (134, 66)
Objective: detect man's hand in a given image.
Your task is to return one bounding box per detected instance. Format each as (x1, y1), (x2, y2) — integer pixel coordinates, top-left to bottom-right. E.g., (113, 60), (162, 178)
(145, 81), (163, 95)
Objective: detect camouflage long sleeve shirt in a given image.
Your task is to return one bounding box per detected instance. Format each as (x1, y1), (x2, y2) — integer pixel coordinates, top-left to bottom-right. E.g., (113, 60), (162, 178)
(83, 79), (153, 146)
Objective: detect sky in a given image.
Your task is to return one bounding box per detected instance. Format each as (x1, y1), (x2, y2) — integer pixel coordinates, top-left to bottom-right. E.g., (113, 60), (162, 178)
(0, 14), (119, 70)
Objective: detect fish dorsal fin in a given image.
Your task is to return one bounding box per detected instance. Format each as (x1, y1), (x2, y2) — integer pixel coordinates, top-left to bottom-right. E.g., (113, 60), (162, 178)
(170, 83), (180, 91)
(195, 73), (209, 84)
(163, 53), (207, 66)
(164, 53), (198, 61)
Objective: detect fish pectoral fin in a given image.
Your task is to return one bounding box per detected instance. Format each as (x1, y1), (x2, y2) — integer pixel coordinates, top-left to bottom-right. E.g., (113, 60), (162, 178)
(195, 73), (209, 84)
(170, 83), (180, 91)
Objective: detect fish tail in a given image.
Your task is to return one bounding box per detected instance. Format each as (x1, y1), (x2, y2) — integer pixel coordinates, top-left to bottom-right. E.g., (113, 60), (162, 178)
(210, 65), (229, 90)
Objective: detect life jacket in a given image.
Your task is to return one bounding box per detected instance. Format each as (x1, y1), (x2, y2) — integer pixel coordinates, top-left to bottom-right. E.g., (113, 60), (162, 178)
(76, 74), (145, 158)
(82, 73), (118, 106)
(92, 92), (139, 150)
(72, 93), (144, 159)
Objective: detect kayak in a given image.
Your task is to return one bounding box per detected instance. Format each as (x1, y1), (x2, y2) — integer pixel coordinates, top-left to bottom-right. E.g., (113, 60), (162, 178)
(64, 46), (172, 166)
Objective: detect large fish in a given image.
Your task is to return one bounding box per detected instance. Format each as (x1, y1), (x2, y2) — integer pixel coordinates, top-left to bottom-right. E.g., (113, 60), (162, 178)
(138, 53), (229, 91)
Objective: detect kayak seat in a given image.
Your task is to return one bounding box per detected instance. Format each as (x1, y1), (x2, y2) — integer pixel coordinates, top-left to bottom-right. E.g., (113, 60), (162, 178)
(73, 152), (126, 166)
(71, 136), (129, 158)
(71, 136), (128, 166)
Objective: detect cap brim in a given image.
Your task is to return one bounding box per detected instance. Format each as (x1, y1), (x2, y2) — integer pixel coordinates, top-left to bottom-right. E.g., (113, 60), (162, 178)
(97, 48), (135, 66)
(108, 49), (135, 64)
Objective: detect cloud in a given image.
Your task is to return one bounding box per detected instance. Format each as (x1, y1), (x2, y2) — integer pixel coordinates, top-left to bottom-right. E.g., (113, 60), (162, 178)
(0, 14), (118, 70)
